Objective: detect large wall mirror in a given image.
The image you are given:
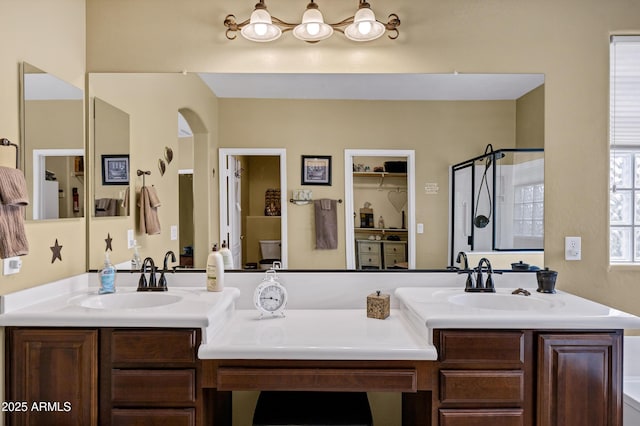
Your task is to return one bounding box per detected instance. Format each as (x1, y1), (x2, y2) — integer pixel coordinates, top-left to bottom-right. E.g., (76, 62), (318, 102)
(93, 97), (131, 218)
(87, 72), (545, 271)
(21, 62), (84, 220)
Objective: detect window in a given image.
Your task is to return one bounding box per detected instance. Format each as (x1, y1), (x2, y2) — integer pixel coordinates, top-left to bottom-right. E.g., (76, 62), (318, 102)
(514, 183), (544, 239)
(610, 36), (640, 263)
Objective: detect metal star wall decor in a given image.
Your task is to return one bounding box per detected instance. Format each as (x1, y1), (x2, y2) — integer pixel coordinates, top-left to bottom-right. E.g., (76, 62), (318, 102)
(50, 239), (63, 263)
(105, 233), (113, 251)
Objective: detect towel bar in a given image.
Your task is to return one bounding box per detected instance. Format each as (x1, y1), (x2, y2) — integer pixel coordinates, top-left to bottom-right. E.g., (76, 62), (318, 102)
(0, 138), (19, 169)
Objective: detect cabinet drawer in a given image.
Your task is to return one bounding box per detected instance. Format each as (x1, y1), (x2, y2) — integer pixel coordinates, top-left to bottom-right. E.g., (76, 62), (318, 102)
(359, 254), (381, 267)
(110, 329), (197, 364)
(112, 408), (195, 426)
(384, 242), (406, 256)
(439, 331), (524, 364)
(439, 409), (524, 426)
(358, 242), (381, 254)
(440, 370), (524, 405)
(112, 369), (196, 404)
(385, 254), (405, 267)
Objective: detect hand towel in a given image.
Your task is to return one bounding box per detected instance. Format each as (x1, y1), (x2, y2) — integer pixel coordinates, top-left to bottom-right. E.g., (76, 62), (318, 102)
(121, 186), (130, 211)
(0, 166), (29, 206)
(314, 198), (338, 250)
(138, 186), (161, 235)
(0, 166), (29, 257)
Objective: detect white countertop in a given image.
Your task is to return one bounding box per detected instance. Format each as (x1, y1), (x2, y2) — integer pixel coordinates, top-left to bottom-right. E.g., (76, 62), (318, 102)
(0, 274), (240, 342)
(395, 287), (640, 344)
(1, 271), (639, 361)
(198, 309), (436, 360)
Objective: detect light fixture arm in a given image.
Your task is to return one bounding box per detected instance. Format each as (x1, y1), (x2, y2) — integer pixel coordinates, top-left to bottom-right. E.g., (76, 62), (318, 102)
(224, 0), (400, 42)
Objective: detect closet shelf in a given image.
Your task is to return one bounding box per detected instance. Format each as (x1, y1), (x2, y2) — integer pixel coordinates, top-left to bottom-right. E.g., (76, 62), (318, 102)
(290, 199), (343, 205)
(355, 227), (408, 233)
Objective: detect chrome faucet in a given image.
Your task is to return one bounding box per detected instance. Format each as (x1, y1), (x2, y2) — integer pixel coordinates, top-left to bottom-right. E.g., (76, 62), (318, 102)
(158, 251), (176, 291)
(137, 257), (157, 291)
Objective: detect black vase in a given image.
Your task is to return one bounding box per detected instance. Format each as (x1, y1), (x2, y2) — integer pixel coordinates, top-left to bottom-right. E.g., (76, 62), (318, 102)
(536, 268), (558, 293)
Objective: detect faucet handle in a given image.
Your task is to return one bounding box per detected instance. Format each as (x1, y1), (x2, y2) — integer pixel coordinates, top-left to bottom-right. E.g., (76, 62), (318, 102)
(458, 269), (476, 291)
(148, 266), (157, 287)
(138, 273), (148, 290)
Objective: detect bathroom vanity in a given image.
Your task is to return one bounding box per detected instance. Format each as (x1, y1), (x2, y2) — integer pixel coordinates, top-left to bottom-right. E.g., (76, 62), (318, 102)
(1, 271), (638, 426)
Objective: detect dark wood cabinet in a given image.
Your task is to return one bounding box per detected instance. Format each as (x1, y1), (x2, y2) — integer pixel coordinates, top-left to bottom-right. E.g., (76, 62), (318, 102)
(435, 329), (623, 426)
(4, 327), (624, 426)
(6, 328), (98, 426)
(537, 332), (622, 426)
(100, 328), (202, 426)
(434, 330), (533, 426)
(5, 327), (201, 426)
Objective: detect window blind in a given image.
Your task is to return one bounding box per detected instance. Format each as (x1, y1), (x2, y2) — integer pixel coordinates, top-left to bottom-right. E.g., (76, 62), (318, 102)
(611, 36), (640, 147)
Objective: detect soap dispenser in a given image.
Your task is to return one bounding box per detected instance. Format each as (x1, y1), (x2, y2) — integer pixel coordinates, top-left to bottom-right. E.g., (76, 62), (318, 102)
(99, 251), (117, 294)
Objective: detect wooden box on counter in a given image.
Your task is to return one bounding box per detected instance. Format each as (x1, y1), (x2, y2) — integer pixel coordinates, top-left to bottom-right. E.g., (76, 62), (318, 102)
(367, 291), (390, 319)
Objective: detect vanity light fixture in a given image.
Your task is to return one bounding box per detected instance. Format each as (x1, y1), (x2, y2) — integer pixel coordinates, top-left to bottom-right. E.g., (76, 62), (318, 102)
(224, 0), (400, 43)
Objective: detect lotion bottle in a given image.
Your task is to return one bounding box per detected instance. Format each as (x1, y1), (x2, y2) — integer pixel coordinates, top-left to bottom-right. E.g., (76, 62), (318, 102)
(220, 240), (234, 270)
(99, 251), (117, 294)
(206, 244), (225, 292)
(131, 240), (142, 270)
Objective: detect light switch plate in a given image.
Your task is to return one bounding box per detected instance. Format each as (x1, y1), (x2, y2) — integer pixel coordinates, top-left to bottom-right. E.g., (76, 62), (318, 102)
(417, 223), (424, 234)
(171, 225), (178, 241)
(3, 257), (22, 275)
(127, 229), (134, 248)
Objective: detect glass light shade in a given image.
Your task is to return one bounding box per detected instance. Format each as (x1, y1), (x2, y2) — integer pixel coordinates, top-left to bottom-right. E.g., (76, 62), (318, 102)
(240, 8), (282, 42)
(293, 8), (333, 41)
(344, 7), (385, 42)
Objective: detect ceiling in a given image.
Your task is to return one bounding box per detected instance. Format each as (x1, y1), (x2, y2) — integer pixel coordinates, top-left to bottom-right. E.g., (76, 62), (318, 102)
(197, 73), (545, 101)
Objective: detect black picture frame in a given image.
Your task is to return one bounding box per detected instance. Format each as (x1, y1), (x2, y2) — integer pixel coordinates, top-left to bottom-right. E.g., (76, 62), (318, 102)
(301, 155), (332, 186)
(101, 154), (130, 185)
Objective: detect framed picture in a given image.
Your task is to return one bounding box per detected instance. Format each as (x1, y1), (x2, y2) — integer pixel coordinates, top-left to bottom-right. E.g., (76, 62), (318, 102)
(101, 154), (130, 185)
(301, 155), (332, 186)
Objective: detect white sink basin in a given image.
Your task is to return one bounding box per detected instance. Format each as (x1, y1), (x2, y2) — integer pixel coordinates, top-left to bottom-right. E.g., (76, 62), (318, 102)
(448, 292), (556, 311)
(71, 292), (183, 310)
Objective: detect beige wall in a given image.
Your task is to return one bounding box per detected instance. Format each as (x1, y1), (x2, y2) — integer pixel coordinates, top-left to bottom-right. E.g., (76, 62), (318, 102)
(220, 98), (516, 268)
(82, 0), (640, 318)
(86, 73), (219, 269)
(1, 0), (638, 309)
(0, 0), (85, 294)
(516, 85), (545, 149)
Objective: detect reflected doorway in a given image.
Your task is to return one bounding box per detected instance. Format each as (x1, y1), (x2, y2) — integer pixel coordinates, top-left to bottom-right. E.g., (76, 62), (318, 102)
(219, 149), (288, 269)
(344, 149), (416, 269)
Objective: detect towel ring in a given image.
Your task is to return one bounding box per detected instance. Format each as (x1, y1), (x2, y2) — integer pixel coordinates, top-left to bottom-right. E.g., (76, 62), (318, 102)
(0, 138), (19, 169)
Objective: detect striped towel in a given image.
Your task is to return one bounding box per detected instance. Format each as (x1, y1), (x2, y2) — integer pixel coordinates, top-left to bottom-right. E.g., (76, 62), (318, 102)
(0, 166), (29, 257)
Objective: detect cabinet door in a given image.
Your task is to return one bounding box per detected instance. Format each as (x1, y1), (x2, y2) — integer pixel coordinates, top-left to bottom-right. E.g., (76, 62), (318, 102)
(7, 328), (98, 426)
(537, 333), (622, 426)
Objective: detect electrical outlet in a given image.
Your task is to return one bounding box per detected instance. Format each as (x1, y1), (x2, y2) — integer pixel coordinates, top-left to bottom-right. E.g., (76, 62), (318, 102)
(565, 236), (581, 261)
(417, 223), (424, 234)
(3, 257), (22, 275)
(171, 225), (178, 241)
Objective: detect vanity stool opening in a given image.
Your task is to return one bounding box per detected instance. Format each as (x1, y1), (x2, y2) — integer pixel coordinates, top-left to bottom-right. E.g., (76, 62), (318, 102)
(252, 391), (373, 426)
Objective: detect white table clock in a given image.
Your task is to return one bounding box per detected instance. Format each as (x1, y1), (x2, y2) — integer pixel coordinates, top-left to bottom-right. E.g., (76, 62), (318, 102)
(254, 269), (287, 318)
